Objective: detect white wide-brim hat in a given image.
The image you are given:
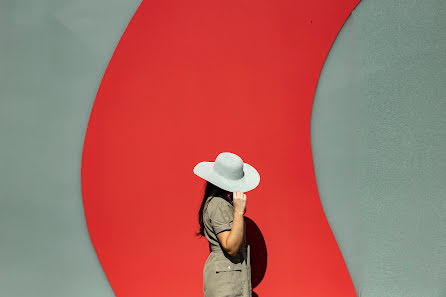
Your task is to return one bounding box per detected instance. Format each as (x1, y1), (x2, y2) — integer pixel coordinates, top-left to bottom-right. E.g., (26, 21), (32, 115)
(193, 152), (260, 192)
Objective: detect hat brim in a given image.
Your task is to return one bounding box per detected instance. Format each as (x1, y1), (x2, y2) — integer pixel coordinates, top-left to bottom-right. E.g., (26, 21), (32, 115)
(193, 161), (260, 192)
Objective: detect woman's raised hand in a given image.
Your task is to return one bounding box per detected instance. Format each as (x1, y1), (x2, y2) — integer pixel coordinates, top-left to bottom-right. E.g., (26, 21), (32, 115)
(233, 191), (247, 214)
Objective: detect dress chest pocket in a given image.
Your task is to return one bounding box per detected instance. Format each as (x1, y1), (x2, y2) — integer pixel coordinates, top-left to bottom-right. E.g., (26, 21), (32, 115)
(215, 260), (243, 297)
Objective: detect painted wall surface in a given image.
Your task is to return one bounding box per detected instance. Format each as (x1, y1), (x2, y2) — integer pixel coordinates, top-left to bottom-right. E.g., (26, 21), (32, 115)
(0, 0), (141, 296)
(1, 0), (445, 296)
(311, 0), (446, 296)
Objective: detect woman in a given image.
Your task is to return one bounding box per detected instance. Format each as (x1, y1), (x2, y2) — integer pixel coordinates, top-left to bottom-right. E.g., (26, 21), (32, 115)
(193, 152), (260, 297)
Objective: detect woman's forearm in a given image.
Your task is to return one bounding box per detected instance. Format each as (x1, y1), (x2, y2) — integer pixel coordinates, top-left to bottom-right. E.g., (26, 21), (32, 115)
(225, 211), (244, 256)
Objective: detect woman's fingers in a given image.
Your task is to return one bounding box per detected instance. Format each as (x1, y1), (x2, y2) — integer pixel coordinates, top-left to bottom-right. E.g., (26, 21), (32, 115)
(233, 191), (246, 199)
(232, 191), (247, 212)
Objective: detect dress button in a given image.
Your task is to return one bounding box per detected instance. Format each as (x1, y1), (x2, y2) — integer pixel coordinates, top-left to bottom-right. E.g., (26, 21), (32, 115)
(228, 266), (231, 269)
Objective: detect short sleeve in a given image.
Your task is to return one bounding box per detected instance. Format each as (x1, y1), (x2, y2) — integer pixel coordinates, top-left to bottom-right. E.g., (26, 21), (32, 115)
(209, 199), (233, 234)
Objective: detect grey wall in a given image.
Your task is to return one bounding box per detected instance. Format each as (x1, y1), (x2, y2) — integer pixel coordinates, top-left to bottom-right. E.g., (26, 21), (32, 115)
(0, 0), (141, 296)
(311, 0), (446, 296)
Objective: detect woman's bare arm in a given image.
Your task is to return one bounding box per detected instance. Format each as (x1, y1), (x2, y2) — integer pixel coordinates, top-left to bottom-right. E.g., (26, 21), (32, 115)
(216, 211), (244, 256)
(216, 191), (246, 256)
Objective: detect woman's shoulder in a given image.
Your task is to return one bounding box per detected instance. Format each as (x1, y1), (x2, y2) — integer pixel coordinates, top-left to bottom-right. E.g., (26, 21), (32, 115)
(207, 196), (233, 210)
(206, 196), (233, 222)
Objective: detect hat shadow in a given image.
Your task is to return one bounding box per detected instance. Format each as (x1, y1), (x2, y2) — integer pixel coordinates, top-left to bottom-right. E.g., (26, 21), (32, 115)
(245, 216), (267, 297)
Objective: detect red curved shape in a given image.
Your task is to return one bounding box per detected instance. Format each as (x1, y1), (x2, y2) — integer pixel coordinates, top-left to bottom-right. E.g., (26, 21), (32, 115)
(81, 0), (360, 296)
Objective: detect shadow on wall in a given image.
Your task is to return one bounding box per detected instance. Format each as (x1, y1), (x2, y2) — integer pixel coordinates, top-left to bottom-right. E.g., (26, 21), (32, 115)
(245, 217), (267, 297)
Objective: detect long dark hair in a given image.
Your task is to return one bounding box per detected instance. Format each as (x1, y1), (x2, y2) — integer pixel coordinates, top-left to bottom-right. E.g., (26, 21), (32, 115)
(196, 181), (233, 237)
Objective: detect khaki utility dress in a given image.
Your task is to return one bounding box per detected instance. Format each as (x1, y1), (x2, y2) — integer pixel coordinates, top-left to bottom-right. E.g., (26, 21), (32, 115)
(203, 196), (252, 297)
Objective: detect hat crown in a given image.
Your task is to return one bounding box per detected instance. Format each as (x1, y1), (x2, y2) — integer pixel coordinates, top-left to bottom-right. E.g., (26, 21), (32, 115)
(213, 152), (244, 180)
